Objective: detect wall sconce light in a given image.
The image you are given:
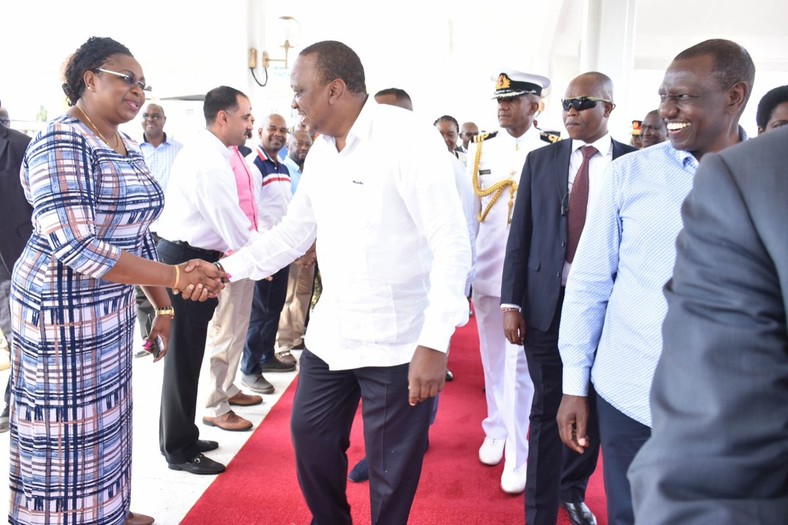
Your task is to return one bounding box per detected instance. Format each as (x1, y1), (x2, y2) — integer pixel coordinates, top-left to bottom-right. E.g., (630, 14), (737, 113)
(249, 15), (301, 87)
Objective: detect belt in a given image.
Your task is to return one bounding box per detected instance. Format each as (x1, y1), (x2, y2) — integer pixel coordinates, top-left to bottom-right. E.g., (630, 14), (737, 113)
(164, 239), (224, 260)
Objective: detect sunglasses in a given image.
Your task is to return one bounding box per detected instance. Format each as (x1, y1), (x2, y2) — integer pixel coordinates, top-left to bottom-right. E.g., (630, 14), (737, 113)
(94, 68), (151, 92)
(561, 96), (612, 112)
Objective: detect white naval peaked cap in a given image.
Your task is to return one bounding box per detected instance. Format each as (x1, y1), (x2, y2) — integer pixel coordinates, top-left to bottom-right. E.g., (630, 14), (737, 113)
(491, 70), (551, 99)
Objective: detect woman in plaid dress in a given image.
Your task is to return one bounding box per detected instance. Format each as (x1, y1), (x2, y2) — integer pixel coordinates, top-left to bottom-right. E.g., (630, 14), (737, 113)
(9, 37), (224, 525)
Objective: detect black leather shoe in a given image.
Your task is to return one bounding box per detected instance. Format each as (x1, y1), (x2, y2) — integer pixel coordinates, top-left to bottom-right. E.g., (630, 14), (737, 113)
(196, 439), (219, 452)
(561, 501), (597, 525)
(168, 453), (225, 475)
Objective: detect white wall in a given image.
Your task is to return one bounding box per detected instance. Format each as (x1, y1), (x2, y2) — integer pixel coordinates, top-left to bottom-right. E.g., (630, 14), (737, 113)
(2, 0), (786, 143)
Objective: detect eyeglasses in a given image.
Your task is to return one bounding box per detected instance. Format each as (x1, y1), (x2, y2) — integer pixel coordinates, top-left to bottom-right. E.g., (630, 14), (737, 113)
(561, 96), (613, 112)
(142, 113), (164, 120)
(94, 68), (151, 92)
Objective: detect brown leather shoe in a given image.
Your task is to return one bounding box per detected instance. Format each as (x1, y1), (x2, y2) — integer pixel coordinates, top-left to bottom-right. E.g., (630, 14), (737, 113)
(125, 511), (155, 525)
(202, 410), (253, 432)
(228, 391), (263, 406)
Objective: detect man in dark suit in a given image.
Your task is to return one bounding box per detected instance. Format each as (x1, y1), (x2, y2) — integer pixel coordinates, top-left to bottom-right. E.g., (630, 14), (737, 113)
(501, 72), (636, 525)
(629, 126), (788, 525)
(0, 122), (32, 432)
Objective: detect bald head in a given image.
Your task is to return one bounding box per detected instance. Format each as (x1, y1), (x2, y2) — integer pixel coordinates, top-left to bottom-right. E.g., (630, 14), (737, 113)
(375, 88), (413, 111)
(563, 71), (616, 143)
(259, 113), (288, 157)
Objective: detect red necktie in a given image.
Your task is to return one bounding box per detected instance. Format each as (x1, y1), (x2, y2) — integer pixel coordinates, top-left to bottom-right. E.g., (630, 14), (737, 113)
(567, 145), (598, 263)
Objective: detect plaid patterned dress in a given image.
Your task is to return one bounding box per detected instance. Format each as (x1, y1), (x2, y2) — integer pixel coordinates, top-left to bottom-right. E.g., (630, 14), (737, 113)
(9, 115), (163, 525)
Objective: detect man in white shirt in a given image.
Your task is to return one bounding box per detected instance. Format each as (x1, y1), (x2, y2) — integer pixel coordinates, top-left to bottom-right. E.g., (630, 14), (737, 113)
(156, 86), (256, 475)
(218, 41), (471, 525)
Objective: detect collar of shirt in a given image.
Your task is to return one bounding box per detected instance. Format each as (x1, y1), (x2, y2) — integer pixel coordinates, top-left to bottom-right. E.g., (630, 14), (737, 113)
(142, 132), (175, 145)
(571, 132), (613, 157)
(500, 125), (541, 147)
(255, 144), (283, 166)
(197, 128), (233, 161)
(282, 156), (303, 176)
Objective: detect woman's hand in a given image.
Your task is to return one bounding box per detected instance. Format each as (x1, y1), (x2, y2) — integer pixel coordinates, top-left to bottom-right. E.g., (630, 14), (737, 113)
(142, 314), (171, 362)
(174, 259), (226, 301)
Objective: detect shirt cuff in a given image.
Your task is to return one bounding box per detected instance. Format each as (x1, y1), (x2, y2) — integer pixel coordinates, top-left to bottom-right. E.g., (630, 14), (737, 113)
(218, 251), (251, 282)
(500, 303), (521, 311)
(562, 366), (591, 397)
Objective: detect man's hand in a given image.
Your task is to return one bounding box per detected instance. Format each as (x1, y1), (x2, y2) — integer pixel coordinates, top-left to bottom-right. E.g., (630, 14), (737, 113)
(503, 310), (526, 345)
(557, 394), (591, 454)
(294, 250), (316, 268)
(177, 259), (225, 301)
(407, 345), (448, 407)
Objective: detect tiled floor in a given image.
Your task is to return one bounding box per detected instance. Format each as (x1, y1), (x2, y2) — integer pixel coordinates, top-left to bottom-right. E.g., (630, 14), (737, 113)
(0, 331), (300, 524)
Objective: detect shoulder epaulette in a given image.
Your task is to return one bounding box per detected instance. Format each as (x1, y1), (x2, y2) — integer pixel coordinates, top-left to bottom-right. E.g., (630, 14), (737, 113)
(540, 130), (561, 144)
(473, 131), (498, 143)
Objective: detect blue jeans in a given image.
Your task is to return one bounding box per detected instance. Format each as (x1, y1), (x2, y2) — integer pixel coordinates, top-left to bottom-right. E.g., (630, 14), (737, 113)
(241, 266), (289, 375)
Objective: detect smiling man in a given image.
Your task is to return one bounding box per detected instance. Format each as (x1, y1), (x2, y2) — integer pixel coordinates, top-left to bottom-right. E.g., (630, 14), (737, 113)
(501, 71), (636, 525)
(217, 41), (471, 525)
(135, 103), (183, 356)
(639, 110), (667, 148)
(555, 39), (754, 525)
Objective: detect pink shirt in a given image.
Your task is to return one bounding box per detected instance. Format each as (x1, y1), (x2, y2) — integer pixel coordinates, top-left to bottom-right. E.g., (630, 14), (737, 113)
(229, 146), (258, 231)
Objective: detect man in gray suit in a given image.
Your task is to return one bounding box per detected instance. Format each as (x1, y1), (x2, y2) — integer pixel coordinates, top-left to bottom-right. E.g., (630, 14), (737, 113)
(0, 121), (32, 432)
(629, 126), (788, 525)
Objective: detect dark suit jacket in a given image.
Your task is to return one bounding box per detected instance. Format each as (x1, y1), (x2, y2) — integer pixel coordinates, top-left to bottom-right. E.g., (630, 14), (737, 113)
(629, 127), (788, 524)
(501, 138), (636, 331)
(0, 124), (32, 273)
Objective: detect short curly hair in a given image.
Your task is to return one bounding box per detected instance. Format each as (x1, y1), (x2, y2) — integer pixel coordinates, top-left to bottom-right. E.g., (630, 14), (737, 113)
(756, 85), (788, 130)
(299, 41), (366, 95)
(62, 37), (133, 106)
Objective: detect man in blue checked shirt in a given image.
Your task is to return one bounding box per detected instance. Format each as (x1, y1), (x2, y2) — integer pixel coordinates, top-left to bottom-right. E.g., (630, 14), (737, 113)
(555, 39), (755, 525)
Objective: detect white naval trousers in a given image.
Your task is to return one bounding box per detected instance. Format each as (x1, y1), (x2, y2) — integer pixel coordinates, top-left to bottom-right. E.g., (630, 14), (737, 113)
(473, 292), (534, 470)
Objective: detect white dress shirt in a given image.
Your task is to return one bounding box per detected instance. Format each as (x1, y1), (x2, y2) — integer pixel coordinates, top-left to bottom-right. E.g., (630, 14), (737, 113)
(466, 126), (546, 297)
(562, 132), (614, 285)
(156, 128), (259, 252)
(221, 100), (472, 370)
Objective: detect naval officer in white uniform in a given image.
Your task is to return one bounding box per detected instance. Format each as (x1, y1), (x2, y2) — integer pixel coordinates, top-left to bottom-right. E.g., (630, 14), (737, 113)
(467, 69), (551, 494)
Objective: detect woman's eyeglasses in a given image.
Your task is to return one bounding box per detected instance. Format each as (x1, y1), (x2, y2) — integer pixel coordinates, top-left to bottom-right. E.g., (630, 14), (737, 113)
(94, 68), (151, 92)
(561, 96), (613, 112)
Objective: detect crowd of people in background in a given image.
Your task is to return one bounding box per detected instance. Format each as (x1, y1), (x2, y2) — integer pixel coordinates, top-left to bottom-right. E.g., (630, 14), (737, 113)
(0, 32), (786, 525)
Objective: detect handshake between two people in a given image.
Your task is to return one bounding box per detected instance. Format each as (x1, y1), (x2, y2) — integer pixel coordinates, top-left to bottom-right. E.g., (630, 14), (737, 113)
(172, 259), (229, 301)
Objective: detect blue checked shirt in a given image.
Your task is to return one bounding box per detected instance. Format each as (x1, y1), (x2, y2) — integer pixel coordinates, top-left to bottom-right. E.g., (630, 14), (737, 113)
(140, 133), (183, 191)
(558, 141), (700, 426)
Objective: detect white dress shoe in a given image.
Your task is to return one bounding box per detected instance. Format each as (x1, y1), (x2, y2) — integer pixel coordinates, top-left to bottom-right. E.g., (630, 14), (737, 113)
(500, 464), (527, 494)
(478, 437), (505, 465)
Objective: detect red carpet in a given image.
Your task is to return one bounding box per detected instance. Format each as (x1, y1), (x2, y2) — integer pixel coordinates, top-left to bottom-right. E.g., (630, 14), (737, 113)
(182, 318), (607, 524)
